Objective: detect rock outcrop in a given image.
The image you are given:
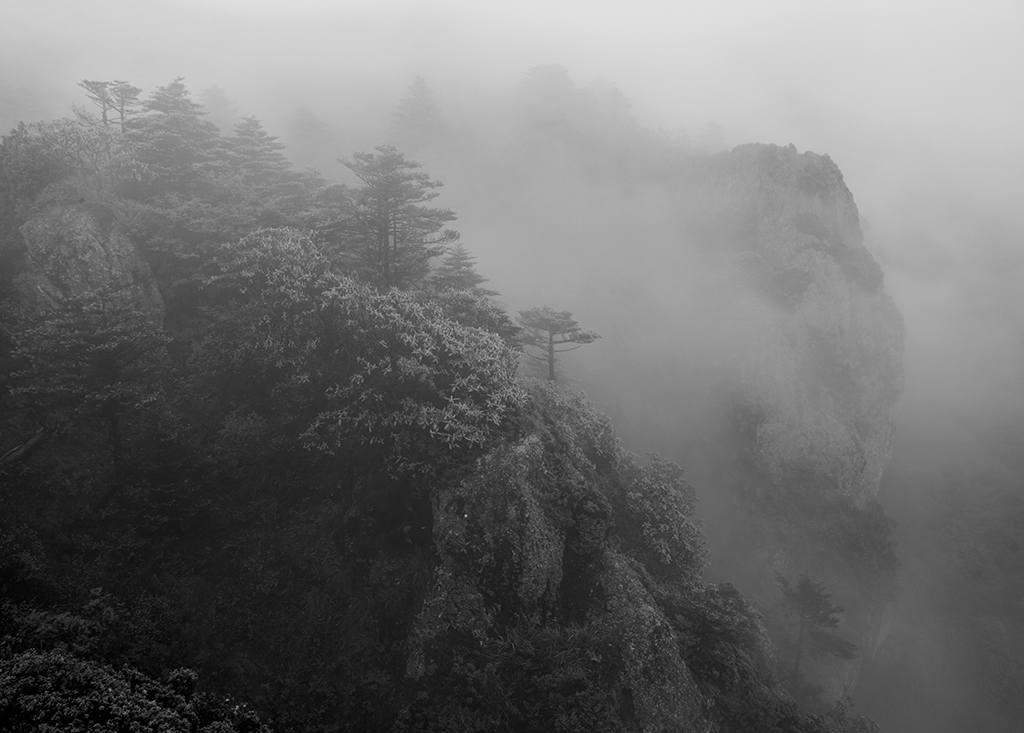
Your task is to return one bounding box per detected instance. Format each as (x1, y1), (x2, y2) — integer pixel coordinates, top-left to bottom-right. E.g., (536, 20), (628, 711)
(16, 196), (163, 322)
(683, 143), (904, 505)
(395, 383), (794, 732)
(672, 144), (905, 705)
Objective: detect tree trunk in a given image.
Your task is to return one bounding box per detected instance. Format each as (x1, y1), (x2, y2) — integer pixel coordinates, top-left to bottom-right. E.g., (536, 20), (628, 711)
(547, 331), (555, 381)
(108, 408), (123, 486)
(0, 429), (46, 464)
(791, 611), (806, 691)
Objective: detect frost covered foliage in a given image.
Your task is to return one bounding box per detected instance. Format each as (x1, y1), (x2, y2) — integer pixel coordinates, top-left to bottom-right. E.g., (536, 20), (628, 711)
(200, 227), (524, 474)
(0, 652), (269, 733)
(620, 455), (706, 582)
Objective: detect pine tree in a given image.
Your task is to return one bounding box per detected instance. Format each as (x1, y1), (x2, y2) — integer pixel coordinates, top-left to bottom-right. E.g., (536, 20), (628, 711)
(126, 78), (221, 193)
(332, 145), (458, 289)
(391, 76), (449, 153)
(224, 116), (291, 185)
(775, 572), (858, 702)
(198, 85), (240, 133)
(285, 105), (337, 171)
(76, 80), (142, 130)
(429, 242), (495, 295)
(220, 116), (312, 226)
(518, 306), (599, 381)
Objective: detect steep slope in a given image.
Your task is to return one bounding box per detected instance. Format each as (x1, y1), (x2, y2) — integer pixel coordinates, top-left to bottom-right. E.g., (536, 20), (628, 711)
(681, 144), (903, 505)
(393, 381), (859, 732)
(444, 138), (905, 707)
(0, 199), (872, 730)
(667, 145), (904, 703)
(1, 85), (896, 729)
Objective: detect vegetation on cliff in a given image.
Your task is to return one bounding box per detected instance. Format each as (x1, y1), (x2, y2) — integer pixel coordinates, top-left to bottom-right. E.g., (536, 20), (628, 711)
(0, 78), (888, 731)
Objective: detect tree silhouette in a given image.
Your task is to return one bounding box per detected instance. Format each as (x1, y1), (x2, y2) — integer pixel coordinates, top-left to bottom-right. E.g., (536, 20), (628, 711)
(429, 242), (495, 295)
(126, 77), (220, 192)
(76, 80), (142, 130)
(198, 84), (241, 133)
(285, 105), (336, 171)
(224, 116), (291, 186)
(333, 145), (458, 289)
(10, 283), (167, 486)
(518, 306), (599, 381)
(776, 572), (857, 701)
(392, 76), (449, 153)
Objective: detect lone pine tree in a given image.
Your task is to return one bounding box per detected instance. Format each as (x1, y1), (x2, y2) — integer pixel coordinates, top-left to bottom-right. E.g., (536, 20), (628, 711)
(776, 572), (858, 702)
(518, 306), (599, 381)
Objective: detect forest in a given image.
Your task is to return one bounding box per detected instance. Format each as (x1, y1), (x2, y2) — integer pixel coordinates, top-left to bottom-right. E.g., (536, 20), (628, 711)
(0, 71), (902, 733)
(2, 7), (1024, 725)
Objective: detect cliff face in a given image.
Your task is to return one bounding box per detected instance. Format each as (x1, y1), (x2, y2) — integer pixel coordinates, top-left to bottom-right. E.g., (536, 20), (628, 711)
(683, 144), (904, 505)
(15, 197), (163, 321)
(670, 144), (905, 703)
(395, 382), (795, 732)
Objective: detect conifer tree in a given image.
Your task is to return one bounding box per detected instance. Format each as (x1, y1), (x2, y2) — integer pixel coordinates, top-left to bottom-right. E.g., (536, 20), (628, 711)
(429, 242), (495, 295)
(518, 306), (599, 381)
(224, 116), (291, 186)
(392, 76), (449, 152)
(332, 145), (458, 289)
(198, 84), (241, 133)
(77, 80), (142, 130)
(126, 78), (220, 193)
(221, 116), (311, 226)
(285, 105), (336, 171)
(775, 572), (858, 701)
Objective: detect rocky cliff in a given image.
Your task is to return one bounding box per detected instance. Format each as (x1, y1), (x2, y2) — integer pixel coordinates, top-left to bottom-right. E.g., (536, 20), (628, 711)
(393, 381), (808, 732)
(16, 202), (162, 320)
(490, 140), (905, 513)
(668, 144), (905, 704)
(680, 143), (904, 506)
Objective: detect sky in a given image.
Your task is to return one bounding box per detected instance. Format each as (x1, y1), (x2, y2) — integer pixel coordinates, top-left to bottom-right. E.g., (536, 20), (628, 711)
(4, 0), (1023, 463)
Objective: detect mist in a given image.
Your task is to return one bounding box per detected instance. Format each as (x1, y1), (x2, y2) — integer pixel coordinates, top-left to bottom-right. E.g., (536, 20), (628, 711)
(3, 0), (1023, 730)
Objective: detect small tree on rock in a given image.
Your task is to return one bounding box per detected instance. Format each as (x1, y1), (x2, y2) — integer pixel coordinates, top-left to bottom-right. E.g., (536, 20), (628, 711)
(518, 306), (599, 381)
(776, 572), (858, 704)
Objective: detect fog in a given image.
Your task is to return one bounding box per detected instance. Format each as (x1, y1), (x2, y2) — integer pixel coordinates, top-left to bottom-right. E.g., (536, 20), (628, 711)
(7, 0), (1021, 434)
(4, 0), (1023, 729)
